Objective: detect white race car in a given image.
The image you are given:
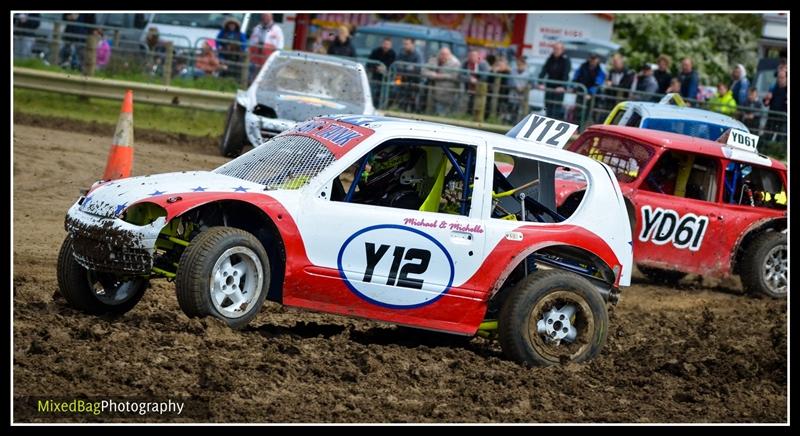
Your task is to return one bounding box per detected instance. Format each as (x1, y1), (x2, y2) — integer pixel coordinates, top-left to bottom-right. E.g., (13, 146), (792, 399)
(59, 114), (632, 366)
(219, 50), (376, 157)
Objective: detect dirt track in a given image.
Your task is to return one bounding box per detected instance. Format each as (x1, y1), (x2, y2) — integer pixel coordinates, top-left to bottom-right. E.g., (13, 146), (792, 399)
(12, 119), (787, 423)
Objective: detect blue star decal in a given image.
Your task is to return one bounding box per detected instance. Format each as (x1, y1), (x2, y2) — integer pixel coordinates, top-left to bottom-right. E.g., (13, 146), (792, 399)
(192, 186), (207, 192)
(233, 186), (249, 192)
(148, 190), (167, 196)
(114, 202), (128, 216)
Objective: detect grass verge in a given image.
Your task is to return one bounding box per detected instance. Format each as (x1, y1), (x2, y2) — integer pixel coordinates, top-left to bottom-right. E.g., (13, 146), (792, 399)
(14, 88), (226, 138)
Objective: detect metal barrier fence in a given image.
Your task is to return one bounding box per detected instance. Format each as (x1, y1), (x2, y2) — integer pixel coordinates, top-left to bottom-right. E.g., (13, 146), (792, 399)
(585, 85), (787, 151)
(371, 60), (591, 127)
(13, 15), (788, 154)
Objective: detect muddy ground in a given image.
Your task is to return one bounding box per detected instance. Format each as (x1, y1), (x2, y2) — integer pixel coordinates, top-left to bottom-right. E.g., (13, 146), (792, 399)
(12, 117), (787, 423)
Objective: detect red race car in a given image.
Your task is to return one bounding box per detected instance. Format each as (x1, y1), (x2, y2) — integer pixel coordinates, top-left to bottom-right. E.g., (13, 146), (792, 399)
(556, 125), (787, 297)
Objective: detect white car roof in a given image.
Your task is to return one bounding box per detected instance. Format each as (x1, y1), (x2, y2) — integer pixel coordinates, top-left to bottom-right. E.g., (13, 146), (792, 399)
(625, 102), (749, 131)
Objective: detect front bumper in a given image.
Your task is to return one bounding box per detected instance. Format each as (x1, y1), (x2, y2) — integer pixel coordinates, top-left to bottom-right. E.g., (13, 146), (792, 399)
(244, 112), (298, 146)
(64, 200), (167, 275)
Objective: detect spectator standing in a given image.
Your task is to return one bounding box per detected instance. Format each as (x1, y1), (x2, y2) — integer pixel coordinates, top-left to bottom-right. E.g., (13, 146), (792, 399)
(740, 87), (765, 131)
(216, 16), (247, 78)
(606, 53), (637, 95)
(13, 13), (40, 58)
(729, 64), (750, 106)
(394, 38), (423, 112)
(537, 42), (571, 118)
(677, 57), (699, 100)
(60, 13), (96, 70)
(422, 47), (460, 115)
(367, 37), (396, 101)
(707, 83), (737, 116)
(635, 64), (659, 99)
(509, 56), (534, 119)
(310, 32), (327, 54)
(248, 13), (284, 81)
(764, 69), (787, 139)
(93, 28), (111, 69)
(461, 50), (490, 114)
(327, 26), (356, 58)
(653, 54), (672, 94)
(492, 56), (514, 123)
(191, 40), (225, 79)
(572, 53), (606, 96)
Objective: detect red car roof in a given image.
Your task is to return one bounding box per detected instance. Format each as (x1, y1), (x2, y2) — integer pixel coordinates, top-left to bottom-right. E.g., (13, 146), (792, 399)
(583, 125), (786, 171)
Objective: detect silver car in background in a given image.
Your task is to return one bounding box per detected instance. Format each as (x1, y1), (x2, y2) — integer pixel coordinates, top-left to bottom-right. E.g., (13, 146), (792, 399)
(220, 50), (376, 156)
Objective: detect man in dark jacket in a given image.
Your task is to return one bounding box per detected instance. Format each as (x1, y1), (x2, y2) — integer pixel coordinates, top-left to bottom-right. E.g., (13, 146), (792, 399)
(764, 69), (787, 140)
(13, 13), (40, 58)
(60, 13), (96, 69)
(327, 25), (356, 58)
(678, 57), (699, 100)
(367, 37), (396, 101)
(394, 38), (423, 112)
(572, 54), (606, 96)
(536, 42), (571, 119)
(653, 54), (672, 94)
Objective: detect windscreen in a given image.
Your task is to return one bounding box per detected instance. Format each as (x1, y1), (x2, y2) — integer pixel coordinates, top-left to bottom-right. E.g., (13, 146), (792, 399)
(214, 134), (336, 190)
(258, 56), (365, 108)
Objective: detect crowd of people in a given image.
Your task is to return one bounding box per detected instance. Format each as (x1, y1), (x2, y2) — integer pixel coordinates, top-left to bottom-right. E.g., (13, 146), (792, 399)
(13, 13), (788, 137)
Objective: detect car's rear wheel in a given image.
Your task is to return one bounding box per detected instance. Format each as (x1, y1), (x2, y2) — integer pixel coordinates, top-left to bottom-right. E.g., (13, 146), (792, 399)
(175, 227), (270, 329)
(499, 269), (608, 366)
(638, 265), (687, 286)
(56, 236), (147, 315)
(220, 103), (247, 158)
(740, 232), (787, 298)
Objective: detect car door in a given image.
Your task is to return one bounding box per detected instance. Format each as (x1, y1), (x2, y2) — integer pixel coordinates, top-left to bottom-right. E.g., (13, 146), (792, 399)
(630, 149), (728, 275)
(289, 134), (490, 333)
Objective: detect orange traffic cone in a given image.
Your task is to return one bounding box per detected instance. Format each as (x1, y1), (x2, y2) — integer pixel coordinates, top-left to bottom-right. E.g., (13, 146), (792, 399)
(102, 90), (134, 180)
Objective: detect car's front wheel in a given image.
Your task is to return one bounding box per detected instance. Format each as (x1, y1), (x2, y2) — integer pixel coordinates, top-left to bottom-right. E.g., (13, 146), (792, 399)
(56, 236), (147, 315)
(740, 232), (787, 298)
(219, 103), (247, 158)
(499, 269), (608, 366)
(175, 227), (270, 329)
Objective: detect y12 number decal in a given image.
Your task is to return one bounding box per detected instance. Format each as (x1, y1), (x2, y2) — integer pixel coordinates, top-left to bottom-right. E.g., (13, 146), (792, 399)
(364, 243), (431, 289)
(639, 205), (709, 251)
(338, 225), (454, 308)
(512, 114), (579, 148)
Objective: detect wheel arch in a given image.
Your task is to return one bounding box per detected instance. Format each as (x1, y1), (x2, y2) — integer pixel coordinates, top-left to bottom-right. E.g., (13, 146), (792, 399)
(731, 217), (787, 274)
(173, 199), (287, 303)
(489, 242), (618, 310)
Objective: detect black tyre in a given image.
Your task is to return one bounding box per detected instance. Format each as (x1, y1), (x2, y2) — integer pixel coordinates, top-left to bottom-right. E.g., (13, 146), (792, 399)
(499, 269), (608, 366)
(175, 227), (270, 329)
(56, 236), (147, 315)
(740, 232), (787, 298)
(219, 103), (247, 157)
(638, 265), (687, 286)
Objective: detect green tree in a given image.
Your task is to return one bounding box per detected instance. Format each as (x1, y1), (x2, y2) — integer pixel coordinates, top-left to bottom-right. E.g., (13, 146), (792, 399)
(612, 14), (761, 87)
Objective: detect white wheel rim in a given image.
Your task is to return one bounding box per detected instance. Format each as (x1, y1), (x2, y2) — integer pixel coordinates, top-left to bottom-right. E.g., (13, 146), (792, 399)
(762, 245), (787, 295)
(209, 246), (263, 318)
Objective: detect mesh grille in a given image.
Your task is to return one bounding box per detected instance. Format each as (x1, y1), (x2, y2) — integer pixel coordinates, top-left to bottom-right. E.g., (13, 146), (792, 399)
(215, 135), (335, 189)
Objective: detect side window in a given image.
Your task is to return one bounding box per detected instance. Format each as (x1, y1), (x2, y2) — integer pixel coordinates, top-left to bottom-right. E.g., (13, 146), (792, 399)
(491, 152), (583, 223)
(626, 111), (643, 127)
(642, 151), (719, 202)
(609, 108), (626, 125)
(331, 139), (477, 217)
(723, 163), (787, 210)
